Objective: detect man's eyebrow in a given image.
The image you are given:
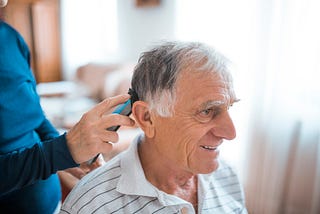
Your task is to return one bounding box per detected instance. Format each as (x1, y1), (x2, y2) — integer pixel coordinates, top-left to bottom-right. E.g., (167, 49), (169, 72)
(200, 100), (226, 109)
(200, 98), (240, 109)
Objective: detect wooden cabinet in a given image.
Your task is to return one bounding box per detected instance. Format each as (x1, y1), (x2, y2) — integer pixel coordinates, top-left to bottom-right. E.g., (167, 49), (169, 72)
(3, 0), (62, 83)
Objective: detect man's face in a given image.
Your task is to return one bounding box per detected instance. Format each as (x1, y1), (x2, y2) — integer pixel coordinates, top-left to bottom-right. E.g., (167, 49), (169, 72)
(152, 69), (237, 174)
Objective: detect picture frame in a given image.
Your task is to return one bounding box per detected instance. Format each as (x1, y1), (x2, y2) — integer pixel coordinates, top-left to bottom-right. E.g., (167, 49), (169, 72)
(135, 0), (160, 8)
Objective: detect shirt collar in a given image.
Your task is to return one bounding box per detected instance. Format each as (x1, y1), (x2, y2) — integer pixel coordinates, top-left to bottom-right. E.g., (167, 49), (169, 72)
(117, 134), (158, 197)
(116, 134), (191, 207)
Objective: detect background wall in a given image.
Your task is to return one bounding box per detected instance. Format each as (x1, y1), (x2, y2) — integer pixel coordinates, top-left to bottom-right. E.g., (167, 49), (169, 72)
(60, 0), (176, 80)
(117, 0), (175, 62)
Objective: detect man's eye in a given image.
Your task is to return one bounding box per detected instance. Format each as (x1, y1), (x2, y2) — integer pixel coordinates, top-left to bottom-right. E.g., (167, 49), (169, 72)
(200, 109), (214, 116)
(195, 108), (219, 123)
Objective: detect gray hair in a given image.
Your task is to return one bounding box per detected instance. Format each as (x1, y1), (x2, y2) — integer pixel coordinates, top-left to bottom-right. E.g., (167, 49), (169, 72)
(131, 41), (233, 117)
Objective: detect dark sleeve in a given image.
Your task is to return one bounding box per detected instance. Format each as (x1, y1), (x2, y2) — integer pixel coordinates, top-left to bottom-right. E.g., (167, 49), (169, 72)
(0, 133), (79, 197)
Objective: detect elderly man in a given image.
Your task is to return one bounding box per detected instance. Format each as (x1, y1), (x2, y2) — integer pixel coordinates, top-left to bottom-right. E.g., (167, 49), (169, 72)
(61, 41), (247, 213)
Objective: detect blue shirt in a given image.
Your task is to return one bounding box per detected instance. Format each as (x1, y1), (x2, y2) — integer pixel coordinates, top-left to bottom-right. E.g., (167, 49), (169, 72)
(0, 21), (78, 213)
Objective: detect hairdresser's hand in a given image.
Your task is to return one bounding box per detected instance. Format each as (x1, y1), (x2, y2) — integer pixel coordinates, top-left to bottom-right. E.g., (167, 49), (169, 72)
(63, 154), (104, 179)
(80, 154), (105, 173)
(66, 94), (135, 164)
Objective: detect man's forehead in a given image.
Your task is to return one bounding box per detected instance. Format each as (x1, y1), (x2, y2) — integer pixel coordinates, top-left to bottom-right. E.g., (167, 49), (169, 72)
(179, 72), (235, 93)
(178, 68), (232, 85)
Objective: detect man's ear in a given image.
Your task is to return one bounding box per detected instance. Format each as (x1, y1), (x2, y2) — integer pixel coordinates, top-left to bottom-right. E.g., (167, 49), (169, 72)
(132, 101), (155, 138)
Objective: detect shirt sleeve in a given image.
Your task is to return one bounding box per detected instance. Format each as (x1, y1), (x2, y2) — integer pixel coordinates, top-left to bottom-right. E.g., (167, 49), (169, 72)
(0, 133), (79, 197)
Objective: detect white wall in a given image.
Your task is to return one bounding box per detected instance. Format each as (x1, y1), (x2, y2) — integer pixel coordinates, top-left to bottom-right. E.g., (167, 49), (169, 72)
(117, 0), (176, 62)
(60, 0), (176, 80)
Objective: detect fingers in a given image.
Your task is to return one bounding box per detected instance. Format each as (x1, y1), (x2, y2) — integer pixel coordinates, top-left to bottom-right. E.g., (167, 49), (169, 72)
(98, 140), (118, 156)
(82, 154), (105, 172)
(64, 167), (87, 179)
(99, 130), (119, 143)
(93, 94), (130, 116)
(100, 114), (135, 131)
(65, 93), (135, 164)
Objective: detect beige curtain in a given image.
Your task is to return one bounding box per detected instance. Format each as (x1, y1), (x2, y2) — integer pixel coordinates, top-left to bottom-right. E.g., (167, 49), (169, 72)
(244, 0), (320, 213)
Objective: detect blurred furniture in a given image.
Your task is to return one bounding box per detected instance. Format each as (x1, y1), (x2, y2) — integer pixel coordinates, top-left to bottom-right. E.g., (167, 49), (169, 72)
(76, 63), (134, 101)
(37, 81), (95, 131)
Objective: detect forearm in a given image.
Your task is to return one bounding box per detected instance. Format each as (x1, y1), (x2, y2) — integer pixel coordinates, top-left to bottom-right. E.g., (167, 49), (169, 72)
(0, 133), (78, 197)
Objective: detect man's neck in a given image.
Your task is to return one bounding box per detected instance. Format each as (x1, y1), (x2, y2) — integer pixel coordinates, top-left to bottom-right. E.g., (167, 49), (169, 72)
(138, 139), (198, 211)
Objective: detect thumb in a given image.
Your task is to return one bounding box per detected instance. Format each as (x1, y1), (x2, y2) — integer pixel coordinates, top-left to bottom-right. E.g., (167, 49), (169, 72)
(94, 94), (130, 116)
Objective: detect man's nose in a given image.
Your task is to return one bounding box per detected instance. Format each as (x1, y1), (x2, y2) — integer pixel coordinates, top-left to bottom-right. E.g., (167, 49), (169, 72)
(211, 111), (236, 140)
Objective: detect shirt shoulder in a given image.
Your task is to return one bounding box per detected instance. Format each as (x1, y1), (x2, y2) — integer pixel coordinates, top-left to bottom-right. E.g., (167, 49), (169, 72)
(61, 156), (122, 213)
(0, 21), (30, 63)
(198, 159), (247, 213)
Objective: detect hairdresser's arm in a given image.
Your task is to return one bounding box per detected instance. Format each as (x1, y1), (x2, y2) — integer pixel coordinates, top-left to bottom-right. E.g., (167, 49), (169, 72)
(0, 133), (77, 197)
(0, 94), (135, 196)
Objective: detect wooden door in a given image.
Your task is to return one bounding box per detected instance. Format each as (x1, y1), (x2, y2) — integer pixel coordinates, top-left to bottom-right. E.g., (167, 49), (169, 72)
(3, 0), (62, 83)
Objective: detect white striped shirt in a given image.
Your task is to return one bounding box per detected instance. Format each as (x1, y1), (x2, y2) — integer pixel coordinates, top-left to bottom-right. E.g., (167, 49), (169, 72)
(60, 136), (247, 214)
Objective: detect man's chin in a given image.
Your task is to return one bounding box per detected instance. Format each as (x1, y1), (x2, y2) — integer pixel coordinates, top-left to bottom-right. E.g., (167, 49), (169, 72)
(0, 0), (8, 8)
(199, 160), (220, 174)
